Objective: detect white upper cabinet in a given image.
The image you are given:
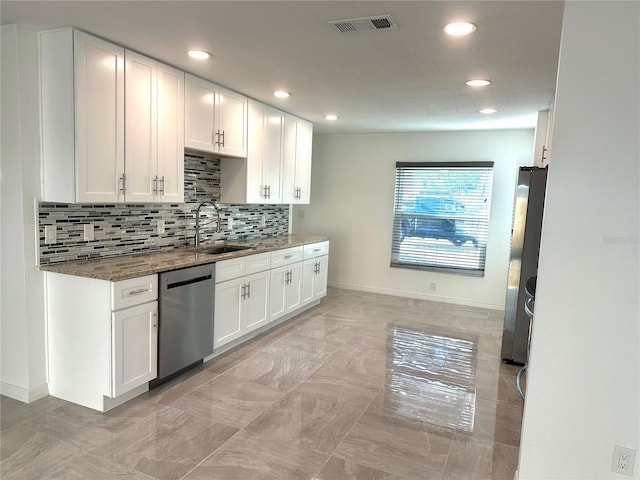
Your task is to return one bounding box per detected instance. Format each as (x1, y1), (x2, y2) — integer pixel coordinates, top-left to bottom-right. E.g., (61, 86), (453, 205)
(185, 74), (248, 158)
(220, 99), (284, 204)
(40, 29), (183, 203)
(125, 50), (184, 203)
(283, 114), (313, 204)
(41, 28), (125, 203)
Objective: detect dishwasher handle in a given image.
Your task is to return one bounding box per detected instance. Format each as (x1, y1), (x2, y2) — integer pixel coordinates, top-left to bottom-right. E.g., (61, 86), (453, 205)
(166, 274), (212, 290)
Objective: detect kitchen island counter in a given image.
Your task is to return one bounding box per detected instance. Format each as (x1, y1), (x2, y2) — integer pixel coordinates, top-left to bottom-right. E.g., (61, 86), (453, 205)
(40, 234), (329, 281)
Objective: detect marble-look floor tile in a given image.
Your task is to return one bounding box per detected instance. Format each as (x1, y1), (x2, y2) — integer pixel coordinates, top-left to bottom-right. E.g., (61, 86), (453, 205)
(0, 424), (81, 479)
(315, 456), (408, 480)
(334, 411), (453, 478)
(142, 365), (218, 405)
(47, 451), (157, 479)
(293, 373), (380, 411)
(223, 345), (323, 392)
(475, 365), (522, 404)
(182, 430), (327, 480)
(490, 441), (520, 480)
(457, 399), (523, 447)
(22, 398), (162, 451)
(91, 406), (238, 480)
(443, 436), (494, 480)
(171, 374), (282, 428)
(246, 390), (363, 454)
(0, 395), (66, 431)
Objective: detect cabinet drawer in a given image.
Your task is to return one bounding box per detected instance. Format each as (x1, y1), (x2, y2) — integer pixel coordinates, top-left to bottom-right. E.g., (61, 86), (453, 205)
(245, 252), (271, 275)
(216, 257), (246, 283)
(303, 241), (329, 260)
(112, 275), (158, 311)
(271, 246), (303, 268)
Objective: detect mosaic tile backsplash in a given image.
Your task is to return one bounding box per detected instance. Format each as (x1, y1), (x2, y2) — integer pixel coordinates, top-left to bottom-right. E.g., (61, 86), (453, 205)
(38, 154), (290, 265)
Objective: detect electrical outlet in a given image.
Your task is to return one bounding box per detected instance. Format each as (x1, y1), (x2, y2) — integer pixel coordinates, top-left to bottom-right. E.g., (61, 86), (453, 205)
(612, 445), (636, 476)
(429, 281), (437, 292)
(83, 224), (94, 241)
(157, 220), (165, 234)
(228, 218), (234, 230)
(261, 216), (266, 227)
(44, 225), (57, 244)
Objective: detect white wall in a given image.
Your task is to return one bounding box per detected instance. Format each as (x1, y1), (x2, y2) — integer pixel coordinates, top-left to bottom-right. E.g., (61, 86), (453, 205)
(293, 129), (534, 309)
(519, 2), (639, 479)
(0, 24), (48, 402)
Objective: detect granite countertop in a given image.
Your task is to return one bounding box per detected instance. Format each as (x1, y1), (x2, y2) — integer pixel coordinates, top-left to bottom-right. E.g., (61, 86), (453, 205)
(40, 234), (329, 281)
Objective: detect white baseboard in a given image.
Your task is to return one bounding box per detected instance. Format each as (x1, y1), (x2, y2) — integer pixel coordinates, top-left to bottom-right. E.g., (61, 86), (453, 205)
(0, 381), (49, 403)
(328, 281), (504, 310)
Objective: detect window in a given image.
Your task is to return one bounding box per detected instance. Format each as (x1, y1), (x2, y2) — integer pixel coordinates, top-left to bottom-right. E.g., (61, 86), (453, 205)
(390, 162), (494, 276)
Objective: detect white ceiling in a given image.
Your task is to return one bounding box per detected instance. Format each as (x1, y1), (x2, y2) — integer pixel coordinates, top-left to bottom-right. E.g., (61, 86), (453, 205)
(1, 1), (564, 134)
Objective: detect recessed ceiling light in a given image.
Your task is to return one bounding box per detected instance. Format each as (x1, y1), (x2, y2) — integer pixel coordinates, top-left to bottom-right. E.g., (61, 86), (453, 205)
(479, 108), (497, 114)
(274, 91), (291, 98)
(325, 114), (338, 121)
(443, 22), (477, 36)
(466, 79), (491, 87)
(188, 50), (211, 60)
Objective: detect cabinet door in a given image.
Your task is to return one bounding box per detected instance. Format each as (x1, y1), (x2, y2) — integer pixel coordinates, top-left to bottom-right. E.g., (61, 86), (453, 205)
(301, 258), (316, 306)
(313, 256), (328, 299)
(217, 87), (248, 158)
(269, 266), (287, 323)
(294, 119), (313, 204)
(283, 115), (313, 204)
(244, 271), (270, 334)
(263, 107), (284, 203)
(112, 301), (158, 397)
(285, 262), (303, 314)
(125, 51), (157, 203)
(74, 31), (125, 203)
(185, 74), (215, 152)
(246, 99), (266, 203)
(157, 63), (185, 202)
(282, 115), (298, 204)
(214, 278), (244, 349)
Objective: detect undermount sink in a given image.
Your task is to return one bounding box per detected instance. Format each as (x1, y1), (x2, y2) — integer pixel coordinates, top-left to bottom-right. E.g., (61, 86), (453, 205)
(197, 245), (252, 255)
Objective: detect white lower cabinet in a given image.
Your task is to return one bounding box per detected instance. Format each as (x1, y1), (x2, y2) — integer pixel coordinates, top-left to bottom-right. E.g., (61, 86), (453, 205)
(214, 253), (271, 349)
(112, 301), (158, 397)
(46, 273), (158, 412)
(301, 255), (328, 306)
(269, 261), (303, 323)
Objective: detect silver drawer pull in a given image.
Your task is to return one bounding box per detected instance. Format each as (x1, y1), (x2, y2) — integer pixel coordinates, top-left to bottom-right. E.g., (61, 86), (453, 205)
(284, 254), (294, 259)
(313, 248), (321, 252)
(128, 288), (149, 296)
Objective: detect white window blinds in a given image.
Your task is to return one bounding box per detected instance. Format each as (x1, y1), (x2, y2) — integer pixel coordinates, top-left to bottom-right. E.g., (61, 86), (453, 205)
(390, 162), (494, 276)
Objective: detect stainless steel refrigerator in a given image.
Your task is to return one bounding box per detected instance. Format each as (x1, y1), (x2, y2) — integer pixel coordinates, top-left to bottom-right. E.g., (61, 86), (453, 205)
(501, 167), (548, 365)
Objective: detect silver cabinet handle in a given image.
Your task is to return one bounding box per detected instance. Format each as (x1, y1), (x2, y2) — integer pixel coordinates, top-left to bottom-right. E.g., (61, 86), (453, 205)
(284, 254), (294, 259)
(215, 129), (220, 147)
(128, 288), (149, 296)
(246, 283), (250, 299)
(153, 176), (158, 194)
(119, 174), (126, 195)
(220, 130), (225, 147)
(160, 176), (165, 195)
(313, 248), (321, 252)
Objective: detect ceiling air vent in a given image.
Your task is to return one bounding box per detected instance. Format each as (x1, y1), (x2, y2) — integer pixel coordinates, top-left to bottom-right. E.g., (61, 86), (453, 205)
(329, 14), (398, 33)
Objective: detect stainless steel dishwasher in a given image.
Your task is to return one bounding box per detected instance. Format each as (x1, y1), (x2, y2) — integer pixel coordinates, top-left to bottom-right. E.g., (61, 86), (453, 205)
(155, 263), (214, 385)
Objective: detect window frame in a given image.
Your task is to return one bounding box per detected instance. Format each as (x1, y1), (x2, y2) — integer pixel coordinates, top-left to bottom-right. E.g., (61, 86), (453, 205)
(390, 161), (494, 277)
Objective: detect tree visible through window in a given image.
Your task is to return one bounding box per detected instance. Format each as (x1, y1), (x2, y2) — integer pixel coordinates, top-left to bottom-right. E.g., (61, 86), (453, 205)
(390, 162), (494, 276)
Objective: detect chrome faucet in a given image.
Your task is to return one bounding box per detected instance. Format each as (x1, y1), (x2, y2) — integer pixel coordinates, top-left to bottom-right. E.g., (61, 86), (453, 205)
(195, 201), (221, 248)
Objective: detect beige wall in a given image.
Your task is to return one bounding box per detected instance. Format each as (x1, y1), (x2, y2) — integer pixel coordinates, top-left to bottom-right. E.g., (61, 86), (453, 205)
(293, 129), (535, 309)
